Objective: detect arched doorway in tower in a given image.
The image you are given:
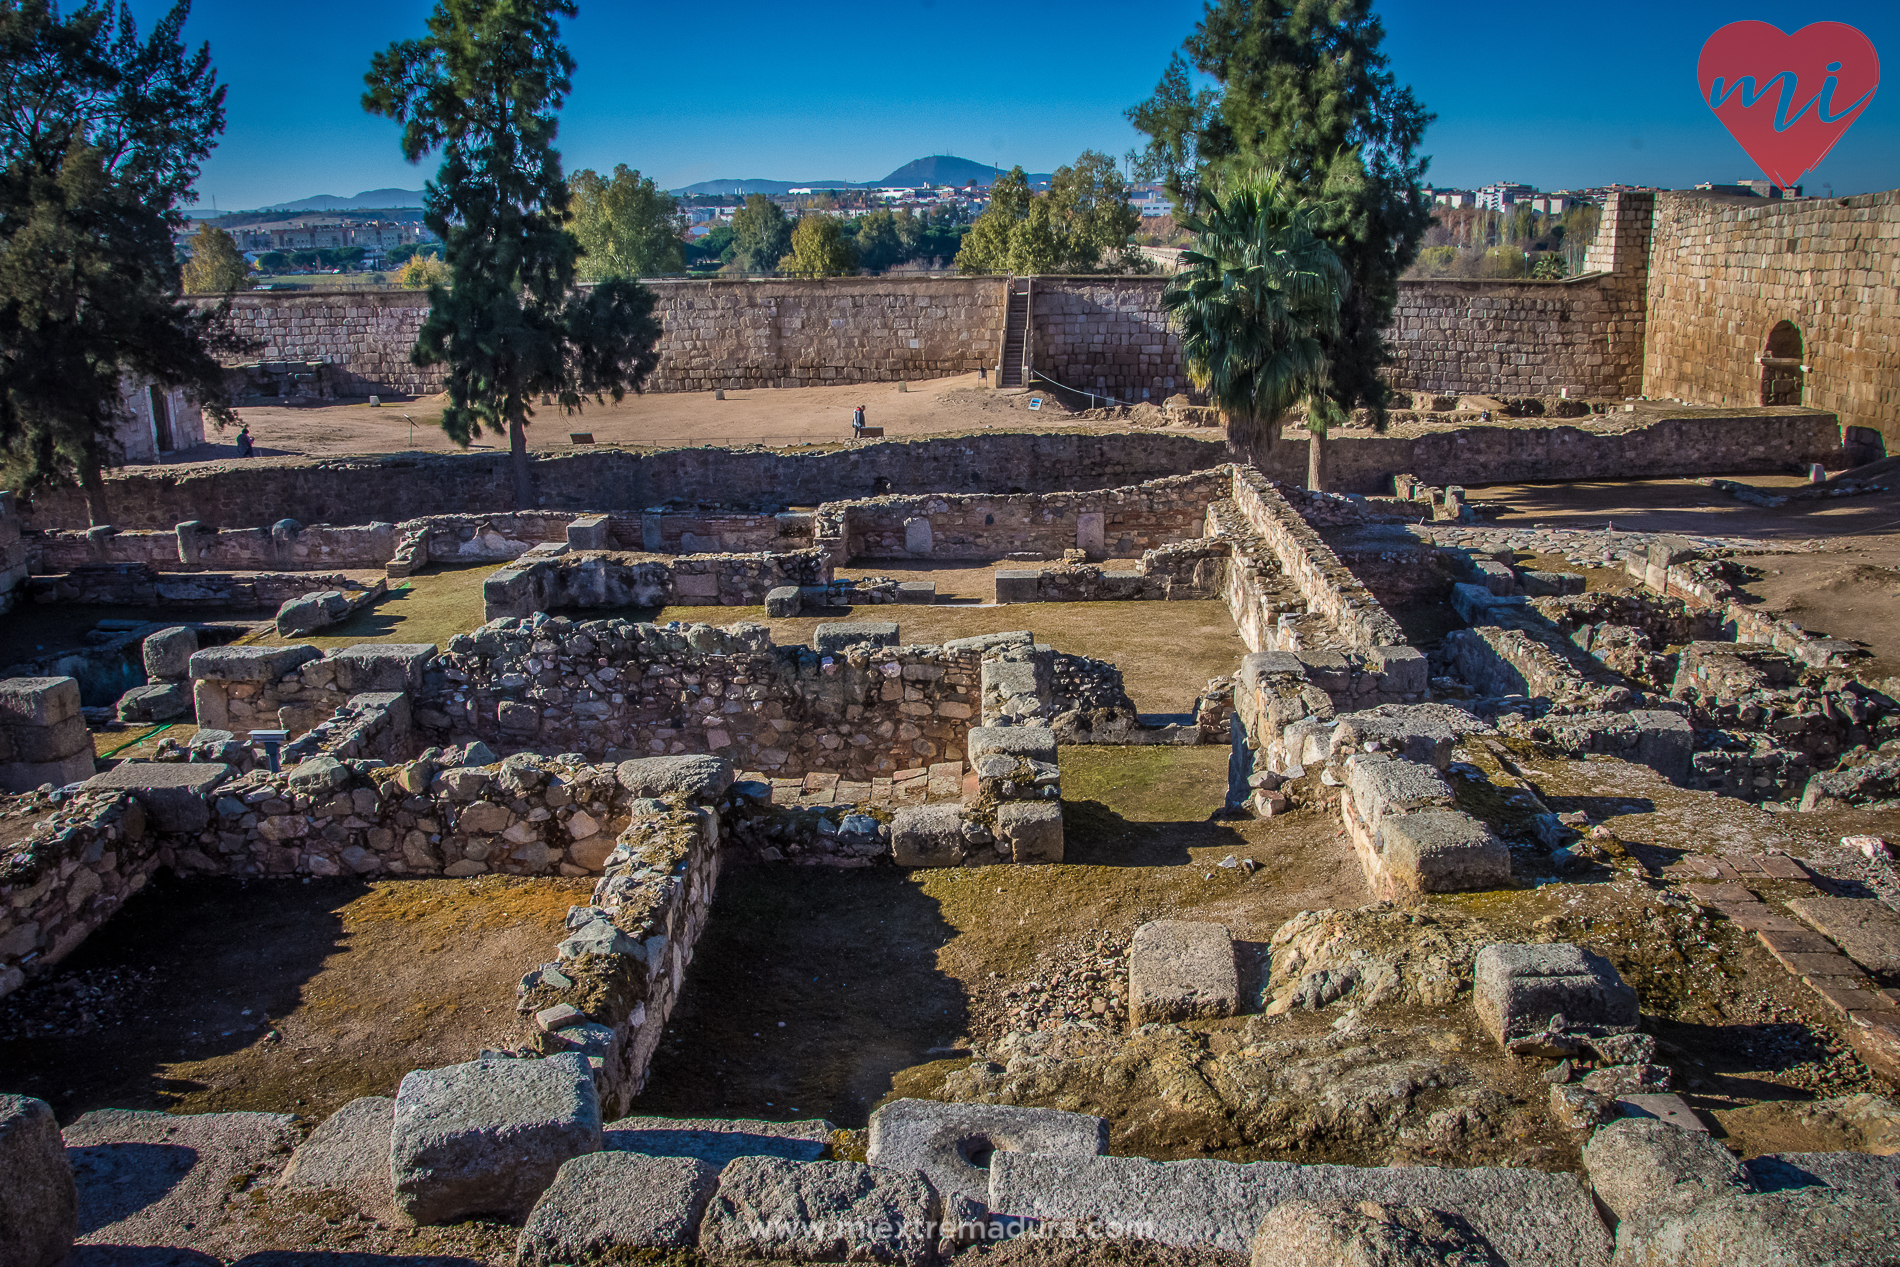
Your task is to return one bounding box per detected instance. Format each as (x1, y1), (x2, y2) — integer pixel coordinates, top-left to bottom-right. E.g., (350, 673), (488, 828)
(1760, 321), (1804, 406)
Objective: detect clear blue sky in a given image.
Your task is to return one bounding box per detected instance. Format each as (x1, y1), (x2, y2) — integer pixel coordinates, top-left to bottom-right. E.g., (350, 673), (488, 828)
(155, 0), (1899, 210)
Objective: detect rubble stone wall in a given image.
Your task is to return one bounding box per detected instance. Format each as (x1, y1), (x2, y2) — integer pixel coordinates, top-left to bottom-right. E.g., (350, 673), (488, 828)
(1387, 275), (1643, 398)
(0, 794), (158, 997)
(1644, 188), (1900, 450)
(426, 617), (983, 779)
(835, 469), (1228, 559)
(482, 548), (832, 620)
(22, 433), (1229, 532)
(23, 565), (375, 612)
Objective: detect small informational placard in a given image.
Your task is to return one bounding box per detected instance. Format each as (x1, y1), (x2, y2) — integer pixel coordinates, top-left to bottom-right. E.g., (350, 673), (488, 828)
(1028, 397), (1043, 411)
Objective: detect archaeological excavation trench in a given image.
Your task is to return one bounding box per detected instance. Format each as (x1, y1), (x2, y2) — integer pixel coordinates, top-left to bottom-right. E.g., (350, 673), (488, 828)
(10, 226), (1900, 1261)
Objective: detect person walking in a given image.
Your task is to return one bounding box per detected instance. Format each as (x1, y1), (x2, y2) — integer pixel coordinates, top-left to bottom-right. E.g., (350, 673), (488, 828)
(852, 405), (865, 437)
(236, 423), (254, 458)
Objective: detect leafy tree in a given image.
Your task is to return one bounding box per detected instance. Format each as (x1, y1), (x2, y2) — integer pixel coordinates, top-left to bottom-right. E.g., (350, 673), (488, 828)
(257, 249), (291, 271)
(1130, 0), (1434, 436)
(852, 208), (901, 273)
(568, 163), (684, 279)
(728, 193), (790, 274)
(182, 222), (251, 292)
(684, 222), (732, 269)
(398, 254), (450, 288)
(1162, 168), (1346, 488)
(365, 0), (665, 508)
(0, 0), (238, 523)
(955, 155), (1143, 275)
(290, 249), (320, 270)
(778, 215), (856, 278)
(1047, 150), (1142, 271)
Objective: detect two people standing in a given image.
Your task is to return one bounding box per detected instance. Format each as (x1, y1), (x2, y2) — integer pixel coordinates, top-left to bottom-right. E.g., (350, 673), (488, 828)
(851, 404), (866, 438)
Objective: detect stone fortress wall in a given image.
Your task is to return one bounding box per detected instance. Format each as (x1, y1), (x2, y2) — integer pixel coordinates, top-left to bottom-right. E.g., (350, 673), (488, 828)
(1643, 188), (1900, 447)
(197, 188), (1900, 450)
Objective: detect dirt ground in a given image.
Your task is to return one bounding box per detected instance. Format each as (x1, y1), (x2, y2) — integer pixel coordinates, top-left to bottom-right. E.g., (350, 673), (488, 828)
(168, 372), (1173, 462)
(0, 873), (588, 1126)
(1475, 474), (1900, 679)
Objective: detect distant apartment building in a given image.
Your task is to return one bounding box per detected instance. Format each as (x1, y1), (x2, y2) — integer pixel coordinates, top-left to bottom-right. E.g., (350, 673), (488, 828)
(1130, 184), (1173, 216)
(1530, 194), (1580, 214)
(1428, 188), (1475, 208)
(222, 220), (439, 253)
(1475, 182), (1536, 211)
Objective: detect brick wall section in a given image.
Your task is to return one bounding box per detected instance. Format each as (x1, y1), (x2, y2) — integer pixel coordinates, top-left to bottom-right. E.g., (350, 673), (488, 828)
(1643, 189), (1900, 450)
(22, 433), (1228, 532)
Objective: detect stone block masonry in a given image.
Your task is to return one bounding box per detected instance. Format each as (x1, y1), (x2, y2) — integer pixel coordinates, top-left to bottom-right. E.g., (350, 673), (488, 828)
(1644, 188), (1900, 451)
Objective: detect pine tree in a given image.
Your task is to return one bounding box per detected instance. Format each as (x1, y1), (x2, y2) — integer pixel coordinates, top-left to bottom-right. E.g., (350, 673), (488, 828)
(365, 0), (664, 509)
(1129, 0), (1433, 434)
(0, 0), (237, 523)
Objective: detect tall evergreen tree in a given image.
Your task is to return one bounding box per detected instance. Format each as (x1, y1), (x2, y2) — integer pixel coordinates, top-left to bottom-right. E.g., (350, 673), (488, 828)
(1129, 0), (1433, 435)
(365, 0), (662, 508)
(0, 0), (237, 523)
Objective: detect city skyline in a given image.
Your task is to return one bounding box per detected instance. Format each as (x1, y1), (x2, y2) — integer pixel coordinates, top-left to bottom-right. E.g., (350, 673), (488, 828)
(151, 0), (1900, 211)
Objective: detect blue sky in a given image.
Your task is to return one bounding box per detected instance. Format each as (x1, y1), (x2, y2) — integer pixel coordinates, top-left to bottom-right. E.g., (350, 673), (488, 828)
(155, 0), (1899, 209)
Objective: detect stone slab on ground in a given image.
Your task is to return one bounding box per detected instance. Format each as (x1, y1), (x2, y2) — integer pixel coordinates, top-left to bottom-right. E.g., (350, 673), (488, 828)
(1787, 896), (1900, 974)
(80, 761), (230, 833)
(115, 680), (193, 723)
(1473, 943), (1639, 1044)
(699, 1156), (939, 1267)
(1376, 809), (1510, 894)
(1847, 1009), (1900, 1083)
(390, 1053), (603, 1226)
(1744, 1150), (1900, 1211)
(1346, 755), (1457, 838)
(1611, 1187), (1900, 1266)
(891, 803), (970, 868)
(994, 569), (1040, 603)
(187, 643), (321, 682)
(987, 1152), (1610, 1267)
(765, 585), (802, 617)
(615, 754), (734, 802)
(1129, 921), (1240, 1026)
(277, 1095), (396, 1218)
(603, 1115), (833, 1167)
(814, 622), (900, 653)
(967, 725), (1058, 766)
(0, 676), (82, 727)
(897, 581), (937, 604)
(997, 800), (1064, 863)
(66, 1108), (297, 1258)
(516, 1151), (720, 1265)
(1251, 1199), (1504, 1267)
(866, 1099), (1108, 1203)
(0, 1095), (76, 1267)
(141, 627), (198, 681)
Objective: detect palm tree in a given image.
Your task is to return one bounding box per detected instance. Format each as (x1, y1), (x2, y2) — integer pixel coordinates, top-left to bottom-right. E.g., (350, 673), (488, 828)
(1162, 168), (1348, 489)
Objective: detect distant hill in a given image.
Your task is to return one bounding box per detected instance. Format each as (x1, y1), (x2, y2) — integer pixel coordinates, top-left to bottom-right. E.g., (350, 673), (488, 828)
(876, 156), (1010, 186)
(259, 188), (426, 212)
(671, 155), (1052, 197)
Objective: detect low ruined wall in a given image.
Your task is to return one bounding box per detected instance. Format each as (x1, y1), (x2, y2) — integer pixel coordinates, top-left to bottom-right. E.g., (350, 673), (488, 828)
(837, 469), (1226, 560)
(483, 548), (831, 619)
(605, 510), (810, 554)
(1229, 469), (1407, 650)
(0, 793), (155, 996)
(22, 433), (1229, 533)
(427, 616), (981, 779)
(23, 565), (373, 611)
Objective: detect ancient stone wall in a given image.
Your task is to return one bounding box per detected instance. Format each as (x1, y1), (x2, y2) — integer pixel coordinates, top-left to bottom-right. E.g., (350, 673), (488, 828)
(836, 469), (1227, 560)
(1386, 276), (1642, 398)
(215, 291), (442, 396)
(22, 433), (1229, 532)
(23, 565), (374, 612)
(427, 617), (982, 780)
(1227, 469), (1407, 650)
(1025, 277), (1186, 400)
(1642, 188), (1900, 450)
(482, 548), (831, 619)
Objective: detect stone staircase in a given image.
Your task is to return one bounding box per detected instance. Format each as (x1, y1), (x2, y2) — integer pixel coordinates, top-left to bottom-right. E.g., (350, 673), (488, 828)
(998, 278), (1030, 388)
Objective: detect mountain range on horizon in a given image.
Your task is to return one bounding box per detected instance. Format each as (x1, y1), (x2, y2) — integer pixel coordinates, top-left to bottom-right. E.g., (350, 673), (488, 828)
(221, 156), (1053, 214)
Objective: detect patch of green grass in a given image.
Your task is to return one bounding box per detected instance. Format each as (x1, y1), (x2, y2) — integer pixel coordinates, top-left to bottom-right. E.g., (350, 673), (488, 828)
(256, 562), (493, 650)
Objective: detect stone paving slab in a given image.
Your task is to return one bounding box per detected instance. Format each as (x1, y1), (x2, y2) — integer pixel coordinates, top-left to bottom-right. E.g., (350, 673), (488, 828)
(1786, 897), (1900, 975)
(1718, 904), (1808, 932)
(765, 762), (964, 808)
(603, 1115), (833, 1166)
(1804, 977), (1889, 1018)
(1686, 882), (1756, 906)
